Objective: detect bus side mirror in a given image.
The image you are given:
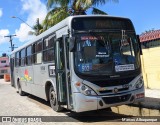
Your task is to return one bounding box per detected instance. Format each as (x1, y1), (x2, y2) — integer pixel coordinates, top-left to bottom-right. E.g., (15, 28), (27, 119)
(136, 35), (142, 55)
(69, 37), (76, 52)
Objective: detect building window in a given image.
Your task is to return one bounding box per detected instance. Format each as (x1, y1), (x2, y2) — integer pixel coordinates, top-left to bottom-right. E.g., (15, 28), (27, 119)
(1, 60), (6, 63)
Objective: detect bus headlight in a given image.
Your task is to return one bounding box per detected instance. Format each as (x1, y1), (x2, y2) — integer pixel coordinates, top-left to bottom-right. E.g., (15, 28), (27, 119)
(75, 82), (97, 96)
(80, 84), (97, 96)
(135, 76), (144, 89)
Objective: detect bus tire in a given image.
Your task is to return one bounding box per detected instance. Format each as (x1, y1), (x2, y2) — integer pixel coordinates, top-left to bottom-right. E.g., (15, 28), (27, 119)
(49, 86), (63, 112)
(17, 80), (25, 96)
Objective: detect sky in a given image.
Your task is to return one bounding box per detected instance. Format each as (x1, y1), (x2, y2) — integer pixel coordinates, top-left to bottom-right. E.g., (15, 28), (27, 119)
(0, 0), (160, 55)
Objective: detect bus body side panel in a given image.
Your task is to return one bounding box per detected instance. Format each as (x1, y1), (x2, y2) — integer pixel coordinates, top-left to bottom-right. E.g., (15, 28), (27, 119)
(31, 64), (46, 99)
(14, 67), (18, 91)
(14, 67), (22, 91)
(73, 93), (98, 112)
(19, 66), (32, 94)
(31, 63), (55, 100)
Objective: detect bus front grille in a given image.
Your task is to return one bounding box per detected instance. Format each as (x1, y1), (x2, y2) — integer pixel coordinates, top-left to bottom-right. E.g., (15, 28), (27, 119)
(102, 94), (131, 104)
(92, 77), (134, 87)
(99, 87), (129, 94)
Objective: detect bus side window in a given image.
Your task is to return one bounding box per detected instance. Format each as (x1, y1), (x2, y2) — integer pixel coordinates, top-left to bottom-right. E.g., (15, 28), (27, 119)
(33, 41), (42, 64)
(20, 49), (25, 66)
(43, 35), (55, 62)
(26, 45), (32, 65)
(32, 43), (36, 64)
(15, 52), (19, 67)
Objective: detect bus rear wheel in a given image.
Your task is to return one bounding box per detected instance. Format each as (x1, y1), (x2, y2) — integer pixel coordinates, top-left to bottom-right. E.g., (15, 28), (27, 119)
(49, 86), (63, 112)
(17, 80), (25, 96)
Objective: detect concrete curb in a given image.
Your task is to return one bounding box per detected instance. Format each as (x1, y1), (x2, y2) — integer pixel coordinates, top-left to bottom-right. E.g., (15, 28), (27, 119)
(112, 89), (160, 116)
(112, 104), (160, 116)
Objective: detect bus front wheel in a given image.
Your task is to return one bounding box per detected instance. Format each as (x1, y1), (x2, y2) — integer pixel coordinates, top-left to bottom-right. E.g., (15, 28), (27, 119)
(49, 86), (63, 112)
(17, 80), (25, 96)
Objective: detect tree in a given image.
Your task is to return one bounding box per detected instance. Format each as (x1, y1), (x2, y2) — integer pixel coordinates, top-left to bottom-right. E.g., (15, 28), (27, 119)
(43, 0), (118, 30)
(28, 18), (44, 36)
(47, 0), (118, 15)
(28, 23), (44, 35)
(42, 6), (69, 30)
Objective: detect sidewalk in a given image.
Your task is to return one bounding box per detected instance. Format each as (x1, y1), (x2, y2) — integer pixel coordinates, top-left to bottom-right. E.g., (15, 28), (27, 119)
(112, 88), (160, 116)
(0, 78), (10, 84)
(115, 88), (160, 110)
(145, 88), (160, 99)
(136, 88), (160, 110)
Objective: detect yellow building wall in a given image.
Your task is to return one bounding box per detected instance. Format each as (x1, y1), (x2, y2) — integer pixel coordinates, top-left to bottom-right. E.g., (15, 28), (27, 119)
(141, 47), (160, 89)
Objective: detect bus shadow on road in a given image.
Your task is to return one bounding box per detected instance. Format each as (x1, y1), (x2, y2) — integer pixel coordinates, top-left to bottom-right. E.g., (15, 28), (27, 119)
(65, 109), (131, 122)
(26, 94), (131, 122)
(26, 94), (51, 110)
(128, 97), (160, 110)
(26, 94), (70, 112)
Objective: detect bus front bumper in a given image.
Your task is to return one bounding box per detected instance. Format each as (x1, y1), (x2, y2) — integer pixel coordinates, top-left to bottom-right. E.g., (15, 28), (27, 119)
(73, 88), (144, 112)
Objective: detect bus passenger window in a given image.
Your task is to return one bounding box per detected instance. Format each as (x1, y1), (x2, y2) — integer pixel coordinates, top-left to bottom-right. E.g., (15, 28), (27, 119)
(26, 45), (32, 65)
(20, 49), (25, 66)
(36, 53), (42, 64)
(33, 53), (42, 64)
(43, 36), (55, 63)
(36, 42), (42, 52)
(32, 41), (42, 64)
(15, 52), (20, 67)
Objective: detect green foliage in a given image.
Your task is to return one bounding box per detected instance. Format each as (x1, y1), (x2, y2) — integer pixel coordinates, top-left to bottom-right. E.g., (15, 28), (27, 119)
(28, 23), (44, 36)
(31, 0), (118, 35)
(43, 6), (69, 30)
(92, 7), (107, 15)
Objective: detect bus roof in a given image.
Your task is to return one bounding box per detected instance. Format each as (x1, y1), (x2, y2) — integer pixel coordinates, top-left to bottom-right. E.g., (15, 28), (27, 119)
(11, 15), (131, 54)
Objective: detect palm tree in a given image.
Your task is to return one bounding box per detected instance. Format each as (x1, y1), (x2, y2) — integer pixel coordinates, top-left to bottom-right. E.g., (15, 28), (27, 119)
(47, 0), (118, 15)
(28, 23), (44, 35)
(41, 0), (118, 32)
(42, 6), (69, 30)
(71, 0), (108, 15)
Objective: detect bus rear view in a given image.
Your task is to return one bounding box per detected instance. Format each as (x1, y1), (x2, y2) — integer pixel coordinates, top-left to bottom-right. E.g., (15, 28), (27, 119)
(70, 16), (144, 112)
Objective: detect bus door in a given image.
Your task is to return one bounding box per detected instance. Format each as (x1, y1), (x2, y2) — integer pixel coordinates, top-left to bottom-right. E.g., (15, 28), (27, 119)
(55, 35), (72, 109)
(10, 57), (15, 87)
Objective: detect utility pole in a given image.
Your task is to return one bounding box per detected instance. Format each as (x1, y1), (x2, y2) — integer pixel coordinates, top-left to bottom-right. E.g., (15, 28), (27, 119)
(9, 44), (18, 51)
(4, 34), (16, 51)
(36, 18), (39, 35)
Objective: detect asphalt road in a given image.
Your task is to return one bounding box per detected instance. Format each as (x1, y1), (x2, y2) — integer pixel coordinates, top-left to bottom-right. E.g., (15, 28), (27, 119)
(0, 79), (159, 125)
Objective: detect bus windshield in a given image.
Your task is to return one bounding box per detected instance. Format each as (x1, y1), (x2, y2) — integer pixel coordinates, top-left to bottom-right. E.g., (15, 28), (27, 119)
(74, 32), (140, 75)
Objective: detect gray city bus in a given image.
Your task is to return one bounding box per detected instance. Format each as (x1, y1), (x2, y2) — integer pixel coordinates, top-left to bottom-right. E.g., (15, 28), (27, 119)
(10, 15), (144, 112)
